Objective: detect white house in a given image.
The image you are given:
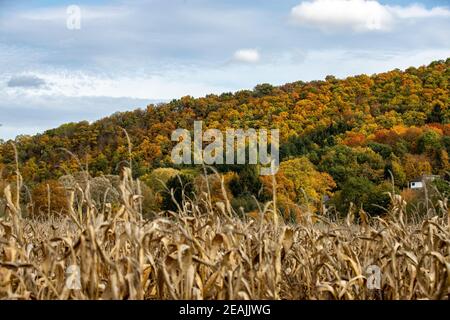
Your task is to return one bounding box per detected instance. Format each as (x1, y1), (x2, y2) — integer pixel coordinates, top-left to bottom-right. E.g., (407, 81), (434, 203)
(408, 175), (440, 189)
(409, 181), (423, 189)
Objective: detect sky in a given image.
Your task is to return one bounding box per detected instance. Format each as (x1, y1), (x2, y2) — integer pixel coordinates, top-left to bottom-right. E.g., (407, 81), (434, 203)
(0, 0), (449, 140)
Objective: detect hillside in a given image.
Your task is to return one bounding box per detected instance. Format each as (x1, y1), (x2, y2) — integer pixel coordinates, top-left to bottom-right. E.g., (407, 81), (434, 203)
(1, 58), (449, 217)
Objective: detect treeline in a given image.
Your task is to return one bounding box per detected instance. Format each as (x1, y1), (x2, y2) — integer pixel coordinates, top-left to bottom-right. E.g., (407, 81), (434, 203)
(0, 59), (449, 219)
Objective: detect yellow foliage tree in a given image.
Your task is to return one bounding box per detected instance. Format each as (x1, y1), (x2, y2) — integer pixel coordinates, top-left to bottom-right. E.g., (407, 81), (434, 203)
(262, 157), (336, 219)
(403, 154), (432, 181)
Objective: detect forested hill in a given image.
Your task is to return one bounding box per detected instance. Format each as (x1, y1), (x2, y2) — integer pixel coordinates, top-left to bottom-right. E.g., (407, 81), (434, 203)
(0, 58), (449, 215)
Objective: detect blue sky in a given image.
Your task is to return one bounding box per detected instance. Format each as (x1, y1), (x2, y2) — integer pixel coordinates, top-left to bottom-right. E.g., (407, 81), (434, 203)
(0, 0), (449, 140)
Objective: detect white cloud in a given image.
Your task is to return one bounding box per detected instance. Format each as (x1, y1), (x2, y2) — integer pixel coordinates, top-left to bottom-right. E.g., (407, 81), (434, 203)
(290, 0), (450, 32)
(391, 4), (450, 19)
(291, 0), (392, 31)
(232, 49), (261, 63)
(18, 5), (130, 21)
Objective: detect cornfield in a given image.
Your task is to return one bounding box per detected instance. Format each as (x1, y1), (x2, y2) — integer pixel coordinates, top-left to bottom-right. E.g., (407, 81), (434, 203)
(1, 162), (449, 300)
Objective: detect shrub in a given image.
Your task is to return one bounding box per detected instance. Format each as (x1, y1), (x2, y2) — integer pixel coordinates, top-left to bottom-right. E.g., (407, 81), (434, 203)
(230, 195), (260, 217)
(141, 168), (180, 193)
(194, 172), (234, 204)
(161, 174), (195, 211)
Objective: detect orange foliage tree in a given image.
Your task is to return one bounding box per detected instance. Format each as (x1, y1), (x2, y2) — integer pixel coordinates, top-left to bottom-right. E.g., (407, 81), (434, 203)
(32, 180), (69, 217)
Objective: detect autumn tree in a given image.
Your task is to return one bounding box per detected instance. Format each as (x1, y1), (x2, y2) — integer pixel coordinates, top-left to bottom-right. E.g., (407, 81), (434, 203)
(403, 154), (433, 181)
(32, 180), (69, 217)
(262, 157), (335, 214)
